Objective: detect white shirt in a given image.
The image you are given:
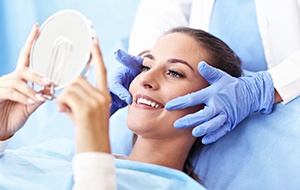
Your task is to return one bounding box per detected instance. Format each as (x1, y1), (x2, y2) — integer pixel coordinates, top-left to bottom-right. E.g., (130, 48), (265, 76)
(129, 0), (300, 104)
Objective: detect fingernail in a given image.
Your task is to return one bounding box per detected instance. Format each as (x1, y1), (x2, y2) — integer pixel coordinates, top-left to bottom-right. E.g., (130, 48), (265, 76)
(41, 77), (52, 84)
(27, 98), (35, 104)
(32, 23), (39, 29)
(35, 93), (46, 102)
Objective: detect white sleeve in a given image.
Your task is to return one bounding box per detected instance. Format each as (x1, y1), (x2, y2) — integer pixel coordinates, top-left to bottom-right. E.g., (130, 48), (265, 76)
(0, 138), (10, 157)
(268, 50), (300, 104)
(72, 152), (116, 190)
(128, 0), (192, 55)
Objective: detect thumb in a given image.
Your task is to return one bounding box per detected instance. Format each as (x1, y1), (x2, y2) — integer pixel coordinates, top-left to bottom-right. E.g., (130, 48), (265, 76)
(27, 101), (44, 116)
(198, 61), (225, 84)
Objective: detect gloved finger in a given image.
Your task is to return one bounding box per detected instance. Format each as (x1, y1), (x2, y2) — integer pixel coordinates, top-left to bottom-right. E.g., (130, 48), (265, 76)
(191, 114), (227, 137)
(109, 82), (132, 104)
(201, 122), (231, 144)
(173, 106), (217, 129)
(165, 89), (211, 110)
(198, 61), (227, 85)
(114, 49), (143, 75)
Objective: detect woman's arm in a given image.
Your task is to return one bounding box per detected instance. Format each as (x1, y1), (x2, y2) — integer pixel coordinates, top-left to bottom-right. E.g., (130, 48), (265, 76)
(56, 38), (116, 190)
(0, 24), (50, 142)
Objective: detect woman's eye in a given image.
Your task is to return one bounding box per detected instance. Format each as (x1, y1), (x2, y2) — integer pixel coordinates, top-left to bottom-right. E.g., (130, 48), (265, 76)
(167, 69), (185, 78)
(140, 65), (150, 72)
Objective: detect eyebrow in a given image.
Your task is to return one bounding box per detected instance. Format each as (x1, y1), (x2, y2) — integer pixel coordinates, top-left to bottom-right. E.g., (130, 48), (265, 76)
(144, 54), (194, 71)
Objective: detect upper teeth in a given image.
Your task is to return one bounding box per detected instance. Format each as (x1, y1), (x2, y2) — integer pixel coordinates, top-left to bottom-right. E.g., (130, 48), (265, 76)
(137, 98), (160, 108)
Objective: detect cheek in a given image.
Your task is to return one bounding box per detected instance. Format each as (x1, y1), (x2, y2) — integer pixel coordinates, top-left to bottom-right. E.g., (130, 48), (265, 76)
(128, 77), (139, 95)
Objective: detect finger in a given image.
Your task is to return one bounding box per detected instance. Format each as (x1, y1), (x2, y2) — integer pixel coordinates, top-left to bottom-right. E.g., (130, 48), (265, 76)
(26, 101), (44, 115)
(56, 85), (83, 114)
(114, 49), (143, 75)
(91, 37), (108, 92)
(3, 90), (31, 105)
(0, 77), (46, 104)
(197, 61), (226, 84)
(2, 67), (51, 87)
(108, 66), (133, 104)
(109, 82), (132, 104)
(165, 89), (211, 110)
(201, 123), (231, 144)
(57, 77), (104, 114)
(191, 114), (227, 137)
(0, 86), (38, 105)
(173, 106), (217, 129)
(17, 68), (52, 86)
(72, 76), (104, 101)
(17, 23), (39, 69)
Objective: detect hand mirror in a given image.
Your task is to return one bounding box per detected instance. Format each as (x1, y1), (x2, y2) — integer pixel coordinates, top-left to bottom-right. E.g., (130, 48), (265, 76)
(30, 10), (95, 100)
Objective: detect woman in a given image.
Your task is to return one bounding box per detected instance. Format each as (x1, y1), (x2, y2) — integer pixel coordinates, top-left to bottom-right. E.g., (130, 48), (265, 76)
(0, 26), (241, 189)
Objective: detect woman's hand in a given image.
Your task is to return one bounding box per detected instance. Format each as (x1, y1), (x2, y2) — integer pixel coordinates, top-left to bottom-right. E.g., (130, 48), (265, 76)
(0, 24), (51, 140)
(56, 38), (111, 154)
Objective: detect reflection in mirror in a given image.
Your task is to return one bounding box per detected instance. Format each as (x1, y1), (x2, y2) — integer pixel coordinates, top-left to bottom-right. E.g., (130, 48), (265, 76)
(30, 10), (95, 100)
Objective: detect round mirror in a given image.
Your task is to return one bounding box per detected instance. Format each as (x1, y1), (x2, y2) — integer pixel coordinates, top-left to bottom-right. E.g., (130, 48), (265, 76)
(30, 9), (95, 99)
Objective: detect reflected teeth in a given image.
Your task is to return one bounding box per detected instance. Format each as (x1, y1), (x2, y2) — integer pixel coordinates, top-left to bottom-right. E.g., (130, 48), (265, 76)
(137, 98), (160, 108)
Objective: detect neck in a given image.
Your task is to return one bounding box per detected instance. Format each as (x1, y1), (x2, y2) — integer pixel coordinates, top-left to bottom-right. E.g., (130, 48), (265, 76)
(127, 136), (194, 171)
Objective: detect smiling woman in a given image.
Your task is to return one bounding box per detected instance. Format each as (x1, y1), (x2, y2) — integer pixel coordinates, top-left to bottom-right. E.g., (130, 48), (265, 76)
(126, 27), (242, 183)
(0, 27), (241, 189)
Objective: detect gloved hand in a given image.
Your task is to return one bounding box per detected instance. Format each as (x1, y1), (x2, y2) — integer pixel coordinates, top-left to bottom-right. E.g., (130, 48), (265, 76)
(109, 49), (143, 115)
(165, 61), (274, 144)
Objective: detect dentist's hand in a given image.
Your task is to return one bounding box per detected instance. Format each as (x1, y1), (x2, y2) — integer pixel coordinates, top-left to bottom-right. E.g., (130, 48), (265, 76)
(109, 49), (143, 115)
(166, 61), (274, 144)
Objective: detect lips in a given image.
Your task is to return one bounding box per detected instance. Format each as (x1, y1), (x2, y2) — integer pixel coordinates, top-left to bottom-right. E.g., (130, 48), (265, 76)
(135, 94), (164, 109)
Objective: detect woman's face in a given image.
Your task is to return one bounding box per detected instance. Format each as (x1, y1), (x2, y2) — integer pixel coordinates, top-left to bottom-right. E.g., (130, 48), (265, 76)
(127, 32), (209, 140)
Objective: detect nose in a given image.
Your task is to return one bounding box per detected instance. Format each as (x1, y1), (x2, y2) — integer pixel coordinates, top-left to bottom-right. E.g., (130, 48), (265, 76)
(138, 69), (160, 90)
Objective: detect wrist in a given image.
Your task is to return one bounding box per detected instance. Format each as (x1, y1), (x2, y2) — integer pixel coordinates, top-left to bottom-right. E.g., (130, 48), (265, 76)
(274, 88), (283, 104)
(75, 127), (111, 154)
(253, 71), (274, 114)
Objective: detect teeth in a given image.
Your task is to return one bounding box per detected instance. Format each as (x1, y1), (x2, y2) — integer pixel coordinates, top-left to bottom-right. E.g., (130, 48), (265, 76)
(137, 98), (160, 108)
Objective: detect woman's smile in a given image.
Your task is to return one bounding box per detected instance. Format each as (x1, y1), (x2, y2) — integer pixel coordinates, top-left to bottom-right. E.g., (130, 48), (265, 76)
(134, 94), (164, 109)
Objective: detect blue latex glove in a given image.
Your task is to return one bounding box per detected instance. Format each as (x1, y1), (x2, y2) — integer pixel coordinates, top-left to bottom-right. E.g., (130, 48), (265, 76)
(109, 49), (143, 115)
(165, 61), (274, 144)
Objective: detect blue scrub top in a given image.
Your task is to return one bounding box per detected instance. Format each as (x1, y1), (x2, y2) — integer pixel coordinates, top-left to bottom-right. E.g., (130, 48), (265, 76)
(209, 0), (268, 72)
